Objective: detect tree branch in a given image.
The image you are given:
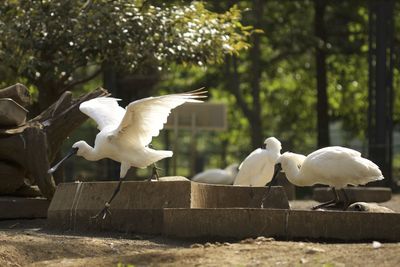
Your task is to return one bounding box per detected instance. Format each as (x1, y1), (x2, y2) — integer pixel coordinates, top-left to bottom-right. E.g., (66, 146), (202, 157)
(59, 67), (103, 93)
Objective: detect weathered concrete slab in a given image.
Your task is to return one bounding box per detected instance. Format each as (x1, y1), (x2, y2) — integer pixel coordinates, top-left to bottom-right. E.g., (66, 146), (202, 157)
(287, 209), (399, 241)
(47, 179), (191, 233)
(0, 197), (49, 219)
(191, 183), (289, 209)
(49, 208), (164, 234)
(163, 208), (400, 241)
(47, 179), (289, 233)
(313, 187), (392, 203)
(163, 208), (287, 239)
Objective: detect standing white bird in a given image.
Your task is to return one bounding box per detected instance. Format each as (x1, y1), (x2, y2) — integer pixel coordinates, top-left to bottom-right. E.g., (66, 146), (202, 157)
(48, 89), (207, 219)
(192, 163), (239, 185)
(268, 146), (384, 210)
(233, 137), (282, 187)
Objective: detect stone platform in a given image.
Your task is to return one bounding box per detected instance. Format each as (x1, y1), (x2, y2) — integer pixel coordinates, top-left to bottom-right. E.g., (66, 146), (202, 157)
(47, 177), (289, 233)
(163, 208), (400, 241)
(46, 179), (400, 241)
(313, 187), (392, 203)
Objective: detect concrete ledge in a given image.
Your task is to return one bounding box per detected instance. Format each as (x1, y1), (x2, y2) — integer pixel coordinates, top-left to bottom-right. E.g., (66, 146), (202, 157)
(48, 208), (163, 234)
(0, 197), (49, 219)
(287, 209), (399, 240)
(313, 187), (392, 203)
(47, 179), (288, 233)
(47, 179), (191, 233)
(191, 183), (289, 209)
(163, 208), (400, 241)
(163, 208), (287, 239)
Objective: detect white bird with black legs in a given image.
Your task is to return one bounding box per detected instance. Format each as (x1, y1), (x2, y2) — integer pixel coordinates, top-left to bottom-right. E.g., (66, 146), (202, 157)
(48, 89), (207, 219)
(192, 163), (239, 185)
(233, 137), (282, 187)
(267, 146), (384, 210)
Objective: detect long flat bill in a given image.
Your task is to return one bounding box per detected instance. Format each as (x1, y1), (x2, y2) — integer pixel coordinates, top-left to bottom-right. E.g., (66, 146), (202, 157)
(48, 147), (78, 174)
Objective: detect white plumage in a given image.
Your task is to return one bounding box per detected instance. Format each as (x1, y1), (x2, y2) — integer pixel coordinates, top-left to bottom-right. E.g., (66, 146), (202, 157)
(48, 89), (207, 219)
(233, 137), (282, 186)
(73, 90), (206, 178)
(192, 164), (239, 185)
(277, 146), (383, 188)
(271, 146), (384, 209)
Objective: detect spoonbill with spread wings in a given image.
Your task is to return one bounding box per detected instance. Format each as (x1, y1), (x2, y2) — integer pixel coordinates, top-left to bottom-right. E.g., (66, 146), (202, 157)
(49, 89), (207, 219)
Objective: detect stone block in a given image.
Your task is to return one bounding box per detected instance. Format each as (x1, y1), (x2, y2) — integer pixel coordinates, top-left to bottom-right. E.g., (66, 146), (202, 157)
(163, 208), (400, 241)
(47, 179), (289, 233)
(286, 209), (400, 241)
(191, 183), (289, 209)
(163, 208), (287, 239)
(47, 178), (191, 233)
(313, 187), (392, 203)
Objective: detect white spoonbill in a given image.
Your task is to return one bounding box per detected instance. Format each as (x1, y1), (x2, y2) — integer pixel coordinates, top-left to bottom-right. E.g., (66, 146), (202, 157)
(48, 89), (207, 219)
(192, 163), (239, 185)
(268, 146), (384, 210)
(233, 137), (282, 187)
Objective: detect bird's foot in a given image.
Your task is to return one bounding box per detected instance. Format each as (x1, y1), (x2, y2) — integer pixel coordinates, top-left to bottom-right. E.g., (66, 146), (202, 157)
(90, 202), (112, 220)
(147, 165), (162, 181)
(311, 201), (337, 211)
(260, 194), (268, 208)
(312, 201), (349, 211)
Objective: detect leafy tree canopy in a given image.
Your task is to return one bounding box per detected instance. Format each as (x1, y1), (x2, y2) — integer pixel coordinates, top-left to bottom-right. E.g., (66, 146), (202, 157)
(0, 0), (251, 108)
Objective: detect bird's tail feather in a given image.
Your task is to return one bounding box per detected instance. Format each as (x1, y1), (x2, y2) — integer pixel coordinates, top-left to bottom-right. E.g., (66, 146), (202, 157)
(140, 149), (173, 167)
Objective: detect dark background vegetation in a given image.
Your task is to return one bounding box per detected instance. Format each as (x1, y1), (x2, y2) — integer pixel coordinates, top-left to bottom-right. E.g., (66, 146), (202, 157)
(1, 0), (398, 191)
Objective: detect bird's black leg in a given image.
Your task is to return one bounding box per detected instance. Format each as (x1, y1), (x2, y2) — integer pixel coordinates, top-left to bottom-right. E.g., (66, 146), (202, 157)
(311, 187), (340, 210)
(147, 163), (162, 181)
(91, 179), (123, 220)
(341, 188), (351, 210)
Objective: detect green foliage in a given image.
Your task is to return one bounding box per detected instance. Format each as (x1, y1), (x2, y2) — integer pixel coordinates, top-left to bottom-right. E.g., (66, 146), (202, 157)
(117, 263), (135, 267)
(0, 0), (251, 106)
(157, 0), (400, 176)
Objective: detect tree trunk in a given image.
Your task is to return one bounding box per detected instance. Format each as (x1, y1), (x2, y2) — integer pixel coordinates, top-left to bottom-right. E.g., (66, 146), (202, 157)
(314, 0), (330, 147)
(249, 0), (264, 149)
(0, 86), (109, 199)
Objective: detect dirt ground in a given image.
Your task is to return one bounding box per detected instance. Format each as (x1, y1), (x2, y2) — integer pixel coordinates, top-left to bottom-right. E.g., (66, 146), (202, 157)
(1, 196), (400, 267)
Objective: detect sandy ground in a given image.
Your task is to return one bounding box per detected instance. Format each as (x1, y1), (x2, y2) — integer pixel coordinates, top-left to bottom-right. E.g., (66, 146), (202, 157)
(1, 196), (400, 267)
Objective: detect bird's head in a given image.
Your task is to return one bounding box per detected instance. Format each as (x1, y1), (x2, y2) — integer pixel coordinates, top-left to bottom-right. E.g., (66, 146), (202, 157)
(266, 152), (299, 190)
(72, 140), (89, 157)
(262, 137), (282, 151)
(276, 152), (306, 172)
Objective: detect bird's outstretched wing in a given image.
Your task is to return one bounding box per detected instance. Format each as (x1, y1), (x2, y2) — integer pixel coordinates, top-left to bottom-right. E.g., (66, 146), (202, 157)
(80, 97), (126, 130)
(113, 89), (207, 147)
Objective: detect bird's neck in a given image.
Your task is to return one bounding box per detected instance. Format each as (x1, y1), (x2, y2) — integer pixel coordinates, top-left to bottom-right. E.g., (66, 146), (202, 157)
(283, 160), (304, 187)
(79, 142), (101, 161)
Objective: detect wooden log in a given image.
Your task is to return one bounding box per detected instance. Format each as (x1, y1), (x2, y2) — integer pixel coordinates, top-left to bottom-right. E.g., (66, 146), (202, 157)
(0, 98), (28, 127)
(0, 162), (25, 194)
(0, 83), (31, 107)
(0, 87), (109, 199)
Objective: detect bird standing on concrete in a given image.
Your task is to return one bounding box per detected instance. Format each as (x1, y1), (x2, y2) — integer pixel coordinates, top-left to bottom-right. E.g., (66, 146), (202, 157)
(233, 137), (282, 187)
(49, 89), (207, 219)
(268, 146), (384, 210)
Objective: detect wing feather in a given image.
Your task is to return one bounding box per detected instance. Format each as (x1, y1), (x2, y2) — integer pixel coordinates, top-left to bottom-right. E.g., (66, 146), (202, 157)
(79, 97), (126, 130)
(113, 89), (207, 147)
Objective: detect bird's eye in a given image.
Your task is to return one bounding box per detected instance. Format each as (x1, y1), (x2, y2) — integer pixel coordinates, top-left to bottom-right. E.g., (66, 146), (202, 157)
(354, 204), (363, 211)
